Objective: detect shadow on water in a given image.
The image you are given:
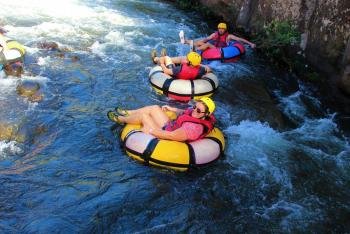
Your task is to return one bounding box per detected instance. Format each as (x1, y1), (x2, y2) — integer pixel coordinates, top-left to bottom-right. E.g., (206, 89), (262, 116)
(0, 0), (349, 233)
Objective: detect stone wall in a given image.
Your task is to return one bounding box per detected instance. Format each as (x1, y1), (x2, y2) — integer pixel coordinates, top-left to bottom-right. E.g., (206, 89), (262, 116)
(194, 0), (350, 95)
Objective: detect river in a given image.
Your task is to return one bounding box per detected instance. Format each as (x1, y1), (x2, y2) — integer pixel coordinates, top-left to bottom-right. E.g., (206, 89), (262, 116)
(0, 0), (349, 232)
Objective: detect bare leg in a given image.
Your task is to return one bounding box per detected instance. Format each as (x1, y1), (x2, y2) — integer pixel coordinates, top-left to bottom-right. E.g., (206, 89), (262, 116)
(194, 40), (206, 47)
(153, 56), (186, 66)
(196, 42), (215, 51)
(140, 113), (163, 130)
(118, 105), (170, 128)
(121, 105), (159, 116)
(168, 56), (186, 64)
(184, 39), (216, 51)
(185, 39), (203, 47)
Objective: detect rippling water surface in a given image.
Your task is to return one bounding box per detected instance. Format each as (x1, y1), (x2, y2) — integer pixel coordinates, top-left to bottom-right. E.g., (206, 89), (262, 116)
(0, 0), (349, 232)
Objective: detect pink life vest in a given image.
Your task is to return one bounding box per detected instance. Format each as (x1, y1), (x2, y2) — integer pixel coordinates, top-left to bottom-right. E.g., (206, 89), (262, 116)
(176, 62), (201, 80)
(212, 31), (229, 48)
(164, 108), (216, 140)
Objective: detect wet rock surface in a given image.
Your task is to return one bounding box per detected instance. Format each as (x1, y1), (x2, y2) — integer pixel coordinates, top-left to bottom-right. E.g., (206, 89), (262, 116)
(16, 80), (43, 102)
(0, 123), (25, 142)
(217, 77), (286, 130)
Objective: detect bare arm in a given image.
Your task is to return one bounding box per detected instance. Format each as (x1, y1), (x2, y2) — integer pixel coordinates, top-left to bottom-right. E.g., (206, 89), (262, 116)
(160, 63), (173, 75)
(149, 127), (188, 141)
(161, 105), (184, 115)
(202, 33), (216, 43)
(227, 34), (256, 48)
(202, 65), (211, 73)
(159, 56), (184, 76)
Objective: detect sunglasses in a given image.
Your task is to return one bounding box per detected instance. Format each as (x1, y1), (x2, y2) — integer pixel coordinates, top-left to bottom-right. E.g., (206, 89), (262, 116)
(193, 105), (206, 114)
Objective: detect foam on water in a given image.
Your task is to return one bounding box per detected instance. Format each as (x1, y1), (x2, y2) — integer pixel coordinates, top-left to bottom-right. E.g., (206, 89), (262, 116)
(278, 91), (307, 122)
(291, 114), (338, 137)
(283, 115), (349, 158)
(37, 56), (51, 66)
(258, 200), (311, 231)
(223, 114), (348, 231)
(224, 120), (293, 195)
(105, 31), (127, 46)
(224, 112), (349, 213)
(277, 89), (322, 124)
(0, 77), (18, 95)
(90, 41), (105, 57)
(225, 120), (290, 157)
(0, 141), (23, 158)
(0, 0), (137, 49)
(21, 74), (49, 83)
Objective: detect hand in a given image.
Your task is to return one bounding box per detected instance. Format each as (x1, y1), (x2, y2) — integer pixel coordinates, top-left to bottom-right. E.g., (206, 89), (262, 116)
(204, 65), (211, 73)
(250, 43), (256, 49)
(162, 105), (178, 112)
(141, 126), (152, 134)
(161, 105), (171, 111)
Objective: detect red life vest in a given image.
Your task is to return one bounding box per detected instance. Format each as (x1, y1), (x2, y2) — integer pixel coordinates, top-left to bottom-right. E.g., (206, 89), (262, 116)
(176, 62), (201, 80)
(212, 31), (229, 48)
(164, 108), (216, 140)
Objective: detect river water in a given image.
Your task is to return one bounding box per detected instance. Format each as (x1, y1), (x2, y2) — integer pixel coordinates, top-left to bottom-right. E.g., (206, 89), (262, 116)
(0, 0), (349, 233)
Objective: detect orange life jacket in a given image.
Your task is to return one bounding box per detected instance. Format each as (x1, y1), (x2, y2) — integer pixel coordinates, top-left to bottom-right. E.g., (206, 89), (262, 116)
(164, 108), (216, 140)
(176, 62), (201, 80)
(212, 31), (229, 48)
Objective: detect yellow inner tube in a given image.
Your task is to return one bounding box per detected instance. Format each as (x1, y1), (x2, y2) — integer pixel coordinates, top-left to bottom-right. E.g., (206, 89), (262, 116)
(0, 35), (26, 64)
(118, 112), (225, 172)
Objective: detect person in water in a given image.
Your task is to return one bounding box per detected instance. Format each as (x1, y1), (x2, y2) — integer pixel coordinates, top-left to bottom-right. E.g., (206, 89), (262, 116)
(151, 50), (211, 80)
(1, 32), (25, 77)
(184, 22), (256, 51)
(2, 61), (24, 77)
(107, 97), (216, 142)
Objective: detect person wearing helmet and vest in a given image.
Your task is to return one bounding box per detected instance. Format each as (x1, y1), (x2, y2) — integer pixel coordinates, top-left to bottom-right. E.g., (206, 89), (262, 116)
(151, 50), (211, 80)
(2, 61), (24, 77)
(184, 22), (256, 51)
(107, 97), (216, 142)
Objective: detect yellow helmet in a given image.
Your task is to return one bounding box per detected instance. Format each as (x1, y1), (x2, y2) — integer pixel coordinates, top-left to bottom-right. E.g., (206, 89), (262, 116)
(187, 52), (201, 66)
(217, 22), (227, 30)
(199, 97), (216, 115)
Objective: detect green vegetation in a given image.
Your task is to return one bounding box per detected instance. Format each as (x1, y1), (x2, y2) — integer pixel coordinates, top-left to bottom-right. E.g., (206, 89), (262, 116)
(292, 55), (324, 82)
(254, 20), (321, 82)
(254, 20), (300, 68)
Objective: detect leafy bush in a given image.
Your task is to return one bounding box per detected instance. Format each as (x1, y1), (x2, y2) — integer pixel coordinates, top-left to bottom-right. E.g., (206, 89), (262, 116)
(255, 20), (300, 68)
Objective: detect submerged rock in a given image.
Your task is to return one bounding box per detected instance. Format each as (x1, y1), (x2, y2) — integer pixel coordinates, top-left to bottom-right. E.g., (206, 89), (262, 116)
(37, 41), (59, 51)
(71, 55), (79, 62)
(3, 62), (24, 77)
(37, 41), (79, 61)
(340, 66), (350, 95)
(218, 77), (286, 130)
(16, 80), (43, 102)
(340, 39), (350, 95)
(0, 123), (25, 142)
(0, 122), (47, 144)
